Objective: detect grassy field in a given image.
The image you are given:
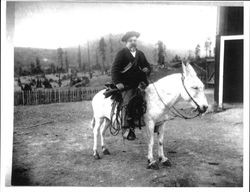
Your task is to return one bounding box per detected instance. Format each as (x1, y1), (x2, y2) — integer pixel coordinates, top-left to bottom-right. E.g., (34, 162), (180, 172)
(14, 66), (186, 91)
(12, 90), (243, 186)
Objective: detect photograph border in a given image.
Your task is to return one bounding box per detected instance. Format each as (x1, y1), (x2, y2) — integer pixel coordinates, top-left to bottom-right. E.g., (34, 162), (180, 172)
(1, 1), (249, 191)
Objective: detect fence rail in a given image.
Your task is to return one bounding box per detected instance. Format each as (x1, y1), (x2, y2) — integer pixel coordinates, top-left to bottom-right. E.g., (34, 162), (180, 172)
(14, 87), (104, 106)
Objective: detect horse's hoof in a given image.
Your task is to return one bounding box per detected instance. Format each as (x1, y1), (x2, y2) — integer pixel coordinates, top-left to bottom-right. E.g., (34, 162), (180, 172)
(103, 148), (110, 155)
(162, 159), (172, 167)
(93, 153), (101, 160)
(147, 161), (159, 170)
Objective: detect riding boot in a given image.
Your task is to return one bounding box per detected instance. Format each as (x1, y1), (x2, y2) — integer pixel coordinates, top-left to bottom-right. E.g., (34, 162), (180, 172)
(122, 127), (136, 141)
(121, 106), (136, 140)
(127, 128), (136, 140)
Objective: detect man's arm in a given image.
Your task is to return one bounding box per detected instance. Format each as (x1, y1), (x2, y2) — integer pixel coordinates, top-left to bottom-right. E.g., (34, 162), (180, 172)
(140, 52), (152, 75)
(111, 50), (124, 87)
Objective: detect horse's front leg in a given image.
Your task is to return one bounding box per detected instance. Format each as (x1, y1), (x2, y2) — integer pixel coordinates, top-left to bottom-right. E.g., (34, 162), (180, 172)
(146, 120), (159, 170)
(157, 122), (171, 167)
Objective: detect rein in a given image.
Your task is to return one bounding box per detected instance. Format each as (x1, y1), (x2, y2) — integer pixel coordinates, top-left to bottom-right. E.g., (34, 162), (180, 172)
(109, 72), (201, 136)
(149, 74), (201, 120)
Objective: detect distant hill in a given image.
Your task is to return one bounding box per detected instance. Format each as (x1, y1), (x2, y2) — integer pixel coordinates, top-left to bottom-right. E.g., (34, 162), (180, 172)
(14, 34), (190, 74)
(14, 47), (57, 69)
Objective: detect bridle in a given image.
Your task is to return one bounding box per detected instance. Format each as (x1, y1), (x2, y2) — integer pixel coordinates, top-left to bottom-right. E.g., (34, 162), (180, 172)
(181, 74), (202, 113)
(149, 73), (202, 120)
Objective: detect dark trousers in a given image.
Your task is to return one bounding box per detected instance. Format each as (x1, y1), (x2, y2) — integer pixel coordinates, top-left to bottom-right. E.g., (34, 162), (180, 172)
(121, 88), (136, 128)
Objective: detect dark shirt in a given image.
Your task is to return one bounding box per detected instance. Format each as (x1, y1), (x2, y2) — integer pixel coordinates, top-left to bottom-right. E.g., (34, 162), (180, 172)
(111, 48), (151, 88)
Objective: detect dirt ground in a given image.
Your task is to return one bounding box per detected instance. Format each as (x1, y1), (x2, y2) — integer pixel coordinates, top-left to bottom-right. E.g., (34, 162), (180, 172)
(12, 90), (243, 186)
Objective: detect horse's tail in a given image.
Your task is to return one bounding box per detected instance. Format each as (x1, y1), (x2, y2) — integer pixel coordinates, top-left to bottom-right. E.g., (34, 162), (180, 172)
(91, 117), (95, 129)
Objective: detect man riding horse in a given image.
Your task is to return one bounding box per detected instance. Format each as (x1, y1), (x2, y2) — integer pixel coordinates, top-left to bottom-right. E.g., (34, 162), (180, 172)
(111, 31), (151, 140)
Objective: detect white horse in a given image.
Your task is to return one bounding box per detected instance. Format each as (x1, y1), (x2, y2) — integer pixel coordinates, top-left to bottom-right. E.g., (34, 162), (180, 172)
(91, 62), (208, 169)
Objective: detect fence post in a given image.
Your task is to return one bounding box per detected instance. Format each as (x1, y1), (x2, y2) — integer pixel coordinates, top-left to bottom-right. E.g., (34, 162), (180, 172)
(44, 89), (46, 104)
(27, 91), (29, 105)
(48, 89), (49, 103)
(73, 89), (75, 102)
(30, 91), (32, 105)
(59, 89), (61, 103)
(76, 88), (78, 101)
(32, 91), (34, 105)
(38, 90), (40, 105)
(54, 89), (56, 103)
(35, 91), (37, 105)
(29, 91), (31, 105)
(14, 91), (15, 105)
(14, 92), (16, 106)
(49, 89), (51, 103)
(71, 88), (73, 102)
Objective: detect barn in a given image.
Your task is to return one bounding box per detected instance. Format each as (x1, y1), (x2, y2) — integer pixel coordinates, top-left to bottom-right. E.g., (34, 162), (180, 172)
(214, 6), (244, 109)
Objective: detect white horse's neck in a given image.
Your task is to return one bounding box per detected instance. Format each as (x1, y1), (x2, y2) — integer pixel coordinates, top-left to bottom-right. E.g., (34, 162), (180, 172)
(146, 73), (183, 109)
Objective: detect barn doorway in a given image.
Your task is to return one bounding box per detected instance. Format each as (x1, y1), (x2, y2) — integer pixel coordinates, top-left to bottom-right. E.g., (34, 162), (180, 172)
(223, 39), (243, 103)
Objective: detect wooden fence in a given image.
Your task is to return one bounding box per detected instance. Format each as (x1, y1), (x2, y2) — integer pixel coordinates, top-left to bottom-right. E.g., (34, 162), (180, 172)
(14, 87), (104, 106)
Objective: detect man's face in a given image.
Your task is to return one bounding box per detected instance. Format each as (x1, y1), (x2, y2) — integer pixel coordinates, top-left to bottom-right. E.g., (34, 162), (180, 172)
(126, 36), (137, 49)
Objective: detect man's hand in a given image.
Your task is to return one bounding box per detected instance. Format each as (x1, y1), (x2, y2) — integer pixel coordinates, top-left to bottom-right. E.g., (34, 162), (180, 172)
(142, 67), (149, 73)
(116, 83), (124, 90)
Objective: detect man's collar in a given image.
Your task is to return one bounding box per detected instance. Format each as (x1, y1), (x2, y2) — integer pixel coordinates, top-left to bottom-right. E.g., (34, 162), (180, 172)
(126, 46), (137, 52)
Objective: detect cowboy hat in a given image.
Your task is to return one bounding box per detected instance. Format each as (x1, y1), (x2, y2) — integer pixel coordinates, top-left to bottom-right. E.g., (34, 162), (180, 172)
(121, 31), (140, 42)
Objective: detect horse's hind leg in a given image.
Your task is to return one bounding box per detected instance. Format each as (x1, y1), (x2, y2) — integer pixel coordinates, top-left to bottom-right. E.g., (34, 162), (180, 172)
(100, 118), (111, 155)
(157, 123), (171, 167)
(93, 117), (104, 160)
(146, 120), (159, 170)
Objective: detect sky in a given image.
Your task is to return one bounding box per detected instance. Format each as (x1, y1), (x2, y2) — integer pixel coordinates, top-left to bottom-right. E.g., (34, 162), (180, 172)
(13, 2), (217, 54)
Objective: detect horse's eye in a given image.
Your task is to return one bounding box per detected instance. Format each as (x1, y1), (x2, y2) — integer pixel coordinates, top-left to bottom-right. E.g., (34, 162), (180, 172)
(192, 87), (199, 90)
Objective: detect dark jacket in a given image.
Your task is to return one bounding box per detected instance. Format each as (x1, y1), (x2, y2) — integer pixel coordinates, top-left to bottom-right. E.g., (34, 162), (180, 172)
(111, 48), (151, 88)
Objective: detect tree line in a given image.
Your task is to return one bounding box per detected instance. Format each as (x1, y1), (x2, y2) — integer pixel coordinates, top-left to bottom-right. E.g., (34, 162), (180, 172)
(14, 34), (214, 77)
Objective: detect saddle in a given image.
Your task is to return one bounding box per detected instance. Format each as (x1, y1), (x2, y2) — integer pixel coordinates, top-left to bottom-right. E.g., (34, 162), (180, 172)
(103, 82), (147, 130)
(103, 83), (122, 101)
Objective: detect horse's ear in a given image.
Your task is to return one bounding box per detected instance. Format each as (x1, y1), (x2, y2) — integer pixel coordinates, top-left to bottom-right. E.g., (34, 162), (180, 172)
(186, 63), (197, 76)
(182, 61), (187, 76)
